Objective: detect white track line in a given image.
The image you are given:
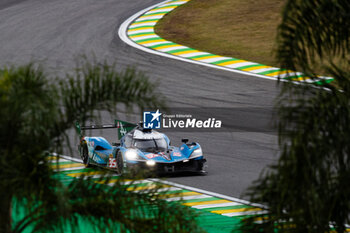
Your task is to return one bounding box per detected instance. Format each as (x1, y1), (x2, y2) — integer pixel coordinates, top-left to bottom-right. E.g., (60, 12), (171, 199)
(53, 166), (86, 172)
(191, 202), (241, 209)
(59, 154), (84, 163)
(165, 194), (211, 201)
(149, 178), (266, 209)
(48, 158), (70, 163)
(222, 210), (268, 217)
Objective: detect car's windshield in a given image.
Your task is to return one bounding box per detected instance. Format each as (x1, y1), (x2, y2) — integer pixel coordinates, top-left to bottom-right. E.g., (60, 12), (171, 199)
(133, 138), (167, 152)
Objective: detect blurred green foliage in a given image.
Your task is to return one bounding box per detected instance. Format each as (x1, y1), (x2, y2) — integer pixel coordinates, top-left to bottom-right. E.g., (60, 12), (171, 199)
(0, 61), (203, 233)
(240, 0), (350, 232)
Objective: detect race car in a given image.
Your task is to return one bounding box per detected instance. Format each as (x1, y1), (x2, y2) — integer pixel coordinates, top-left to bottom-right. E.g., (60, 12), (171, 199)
(76, 120), (207, 175)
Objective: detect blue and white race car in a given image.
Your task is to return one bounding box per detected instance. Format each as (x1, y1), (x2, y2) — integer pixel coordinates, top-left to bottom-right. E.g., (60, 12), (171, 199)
(76, 120), (207, 175)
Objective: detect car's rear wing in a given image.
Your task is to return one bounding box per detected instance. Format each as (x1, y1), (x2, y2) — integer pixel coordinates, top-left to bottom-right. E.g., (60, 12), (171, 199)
(75, 120), (137, 140)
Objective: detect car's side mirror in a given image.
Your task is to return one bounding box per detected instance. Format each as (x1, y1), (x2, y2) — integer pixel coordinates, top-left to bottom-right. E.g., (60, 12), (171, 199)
(181, 138), (189, 144)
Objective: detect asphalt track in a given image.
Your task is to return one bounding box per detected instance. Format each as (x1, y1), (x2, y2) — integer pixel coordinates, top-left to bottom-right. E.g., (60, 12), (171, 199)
(0, 0), (280, 198)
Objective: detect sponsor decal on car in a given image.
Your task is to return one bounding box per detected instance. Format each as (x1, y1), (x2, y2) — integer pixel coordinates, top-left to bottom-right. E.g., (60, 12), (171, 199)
(145, 153), (160, 159)
(172, 152), (182, 157)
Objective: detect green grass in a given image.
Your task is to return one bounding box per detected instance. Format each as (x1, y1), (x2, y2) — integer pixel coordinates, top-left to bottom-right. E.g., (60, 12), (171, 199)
(155, 0), (285, 67)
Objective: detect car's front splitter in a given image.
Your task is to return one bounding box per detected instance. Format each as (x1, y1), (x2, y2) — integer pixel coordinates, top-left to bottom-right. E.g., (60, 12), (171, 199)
(126, 158), (207, 175)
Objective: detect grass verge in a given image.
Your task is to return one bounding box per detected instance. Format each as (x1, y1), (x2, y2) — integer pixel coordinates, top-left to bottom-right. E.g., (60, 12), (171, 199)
(155, 0), (284, 68)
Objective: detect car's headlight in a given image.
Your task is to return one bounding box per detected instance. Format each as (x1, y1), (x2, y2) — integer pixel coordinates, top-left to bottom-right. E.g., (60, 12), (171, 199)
(146, 160), (156, 166)
(190, 147), (203, 158)
(125, 149), (143, 161)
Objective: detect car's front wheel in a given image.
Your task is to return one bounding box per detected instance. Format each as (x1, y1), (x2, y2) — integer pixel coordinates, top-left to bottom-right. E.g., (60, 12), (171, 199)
(81, 144), (91, 167)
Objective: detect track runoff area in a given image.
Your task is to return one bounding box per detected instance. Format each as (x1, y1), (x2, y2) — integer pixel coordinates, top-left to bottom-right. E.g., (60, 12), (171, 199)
(122, 0), (334, 85)
(48, 154), (267, 233)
